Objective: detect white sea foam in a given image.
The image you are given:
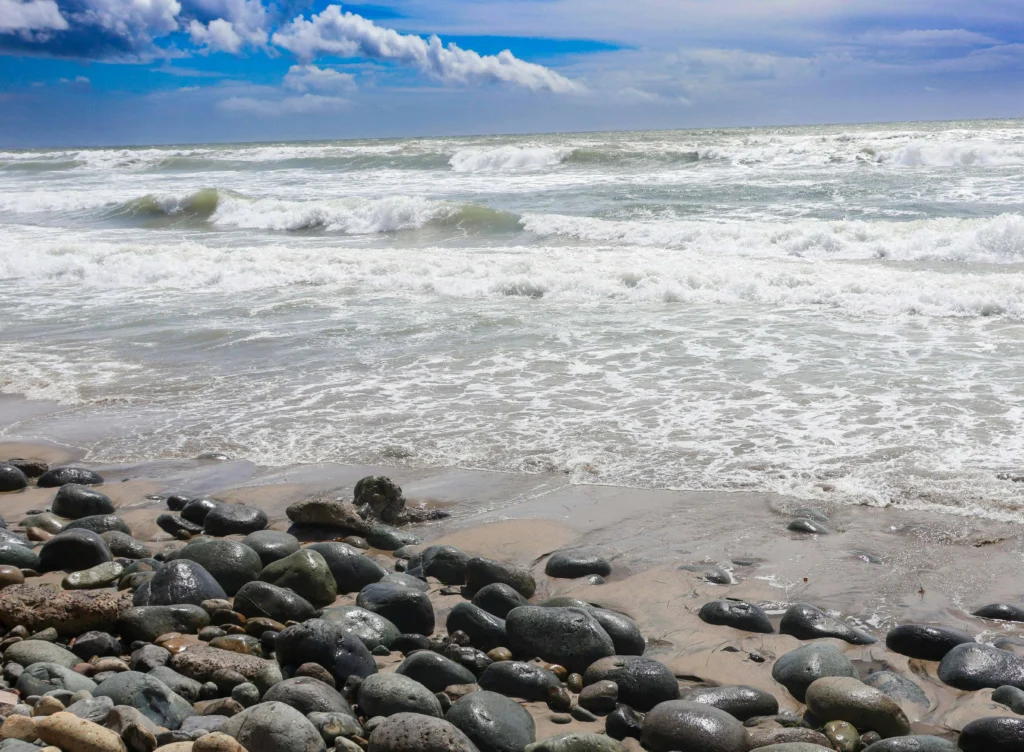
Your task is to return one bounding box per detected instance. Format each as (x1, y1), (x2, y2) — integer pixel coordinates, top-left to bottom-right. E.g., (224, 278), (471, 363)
(210, 194), (453, 233)
(449, 145), (572, 172)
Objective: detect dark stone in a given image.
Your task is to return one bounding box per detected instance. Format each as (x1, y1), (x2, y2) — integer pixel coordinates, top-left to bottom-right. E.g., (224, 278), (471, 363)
(974, 604), (1024, 622)
(305, 542), (387, 593)
(396, 650), (476, 691)
(181, 498), (220, 525)
(15, 662), (96, 696)
(445, 690), (536, 752)
(65, 514), (131, 536)
(306, 710), (362, 744)
(118, 604), (211, 643)
(101, 531), (150, 560)
(242, 530), (300, 567)
(367, 712), (477, 752)
(321, 605), (401, 651)
(7, 457), (47, 477)
(788, 518), (832, 534)
(262, 676), (353, 715)
(203, 504), (268, 536)
(466, 557), (536, 599)
(0, 540), (39, 569)
(132, 643), (171, 671)
(365, 523), (419, 551)
(275, 618), (377, 686)
(590, 609), (644, 656)
(140, 559), (227, 607)
(678, 564), (733, 584)
(148, 666), (203, 702)
(640, 700), (750, 752)
(583, 656), (679, 712)
(52, 484), (115, 518)
(447, 603), (507, 652)
(39, 528), (113, 572)
(65, 695), (115, 723)
(71, 630), (123, 660)
(993, 685), (1024, 713)
(958, 716), (1024, 752)
(36, 466), (104, 487)
(356, 582), (434, 635)
(771, 643), (858, 701)
(234, 581), (316, 624)
(220, 701), (327, 752)
(780, 603), (877, 644)
(177, 539), (262, 596)
(886, 624), (975, 662)
(505, 606), (614, 673)
(471, 583), (529, 619)
(393, 634), (432, 655)
(698, 599), (774, 634)
(94, 670), (195, 729)
(380, 571), (429, 591)
(357, 672), (442, 717)
(545, 550), (611, 580)
(938, 643), (1024, 691)
(354, 475), (405, 522)
(863, 671), (929, 707)
(680, 685), (778, 721)
(260, 549), (338, 607)
(157, 513), (204, 537)
(0, 463), (29, 492)
(606, 705), (643, 740)
(477, 661), (560, 701)
(420, 545), (472, 585)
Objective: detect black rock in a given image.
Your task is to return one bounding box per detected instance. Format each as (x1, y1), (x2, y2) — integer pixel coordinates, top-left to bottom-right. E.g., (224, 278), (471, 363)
(357, 672), (442, 718)
(7, 457), (47, 477)
(71, 631), (123, 660)
(447, 603), (507, 652)
(242, 530), (300, 567)
(0, 463), (29, 492)
(101, 531), (151, 560)
(974, 604), (1024, 622)
(938, 643), (1024, 691)
(680, 685), (778, 721)
(65, 514), (132, 536)
(465, 557), (536, 598)
(305, 542), (387, 594)
(220, 701), (327, 752)
(37, 466), (104, 488)
(262, 675), (354, 715)
(445, 690), (536, 752)
(958, 716), (1024, 752)
(885, 624), (975, 661)
(321, 605), (401, 651)
(39, 528), (113, 572)
(157, 514), (204, 537)
(779, 603), (877, 644)
(771, 643), (858, 701)
(418, 545), (471, 585)
(365, 523), (420, 551)
(545, 550), (612, 579)
(396, 650), (476, 691)
(380, 571), (429, 592)
(275, 619), (377, 686)
(52, 484), (115, 519)
(141, 559), (227, 607)
(149, 666), (203, 702)
(583, 656), (679, 712)
(234, 580), (316, 623)
(354, 475), (406, 522)
(993, 685), (1024, 713)
(393, 634), (432, 655)
(94, 670), (195, 730)
(698, 599), (774, 634)
(472, 583), (529, 620)
(678, 564), (732, 584)
(177, 539), (262, 596)
(640, 700), (750, 752)
(181, 498), (221, 525)
(118, 605), (211, 643)
(0, 539), (40, 569)
(16, 662), (97, 696)
(505, 606), (614, 673)
(356, 582), (435, 635)
(606, 705), (644, 740)
(478, 660), (560, 701)
(203, 503), (267, 536)
(590, 608), (645, 656)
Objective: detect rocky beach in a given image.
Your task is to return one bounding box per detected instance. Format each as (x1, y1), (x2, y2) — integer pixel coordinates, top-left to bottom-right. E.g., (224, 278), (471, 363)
(0, 423), (1022, 752)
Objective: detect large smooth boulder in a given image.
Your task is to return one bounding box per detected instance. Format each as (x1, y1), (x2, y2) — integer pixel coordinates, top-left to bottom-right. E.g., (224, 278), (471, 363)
(478, 661), (560, 701)
(505, 606), (614, 673)
(445, 691), (535, 752)
(16, 662), (97, 696)
(221, 701), (326, 752)
(545, 550), (611, 579)
(466, 558), (536, 599)
(203, 504), (267, 536)
(0, 463), (28, 492)
(356, 582), (434, 635)
(39, 528), (112, 572)
(780, 603), (876, 644)
(260, 549), (337, 607)
(396, 651), (475, 692)
(805, 677), (911, 738)
(242, 531), (300, 567)
(177, 540), (262, 596)
(357, 673), (442, 718)
(472, 584), (528, 619)
(305, 542), (387, 593)
(52, 484), (115, 518)
(94, 671), (195, 730)
(34, 712), (125, 752)
(938, 643), (1024, 691)
(275, 619), (377, 686)
(234, 581), (316, 623)
(320, 605), (400, 651)
(583, 656), (679, 712)
(368, 713), (478, 752)
(5, 640), (80, 668)
(118, 605), (211, 642)
(37, 466), (104, 487)
(885, 624), (975, 661)
(139, 559), (226, 607)
(772, 643), (857, 701)
(640, 700), (750, 752)
(262, 676), (353, 715)
(698, 599), (773, 633)
(102, 531), (150, 559)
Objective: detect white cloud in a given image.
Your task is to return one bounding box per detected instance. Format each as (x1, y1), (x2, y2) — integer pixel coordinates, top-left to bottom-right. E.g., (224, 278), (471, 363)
(189, 18), (242, 52)
(186, 0), (267, 52)
(219, 92), (350, 115)
(77, 0), (182, 41)
(272, 5), (584, 94)
(283, 64), (356, 95)
(0, 0), (66, 32)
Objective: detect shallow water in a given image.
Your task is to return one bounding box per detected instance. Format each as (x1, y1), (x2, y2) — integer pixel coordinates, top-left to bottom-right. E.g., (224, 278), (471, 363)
(2, 120), (1024, 521)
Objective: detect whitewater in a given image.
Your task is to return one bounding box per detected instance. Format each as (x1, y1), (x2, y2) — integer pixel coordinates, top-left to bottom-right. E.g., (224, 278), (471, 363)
(3, 120), (1024, 522)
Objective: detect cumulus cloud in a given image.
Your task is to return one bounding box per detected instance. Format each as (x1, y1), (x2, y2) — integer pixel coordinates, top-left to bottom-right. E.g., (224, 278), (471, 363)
(219, 92), (350, 114)
(283, 64), (356, 94)
(187, 0), (267, 53)
(272, 5), (584, 94)
(0, 0), (66, 32)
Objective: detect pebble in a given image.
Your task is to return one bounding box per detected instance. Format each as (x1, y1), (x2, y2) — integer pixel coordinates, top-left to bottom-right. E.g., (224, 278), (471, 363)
(52, 485), (115, 519)
(640, 701), (750, 752)
(698, 599), (774, 633)
(805, 677), (910, 738)
(823, 720), (859, 752)
(680, 684), (778, 721)
(0, 464), (29, 493)
(478, 661), (561, 701)
(938, 643), (1024, 690)
(396, 650), (475, 692)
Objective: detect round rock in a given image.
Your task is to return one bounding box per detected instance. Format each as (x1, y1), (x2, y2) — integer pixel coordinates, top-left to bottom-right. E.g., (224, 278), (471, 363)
(357, 672), (442, 718)
(234, 580), (316, 623)
(472, 583), (528, 619)
(805, 676), (911, 738)
(583, 656), (679, 712)
(367, 712), (478, 752)
(260, 549), (338, 607)
(52, 484), (115, 519)
(466, 557), (536, 599)
(356, 582), (434, 635)
(177, 539), (262, 597)
(780, 603), (876, 645)
(681, 684), (778, 721)
(445, 690), (535, 752)
(321, 605), (401, 651)
(640, 700), (750, 752)
(771, 643), (858, 702)
(477, 661), (560, 701)
(241, 531), (299, 567)
(141, 559), (227, 607)
(938, 643), (1024, 691)
(885, 624), (975, 661)
(545, 551), (611, 579)
(506, 606), (613, 674)
(220, 701), (326, 752)
(203, 504), (267, 536)
(699, 599), (774, 634)
(0, 463), (28, 492)
(36, 467), (104, 487)
(305, 542), (387, 594)
(957, 716), (1024, 752)
(275, 619), (377, 686)
(447, 602), (507, 652)
(396, 651), (476, 692)
(39, 529), (112, 572)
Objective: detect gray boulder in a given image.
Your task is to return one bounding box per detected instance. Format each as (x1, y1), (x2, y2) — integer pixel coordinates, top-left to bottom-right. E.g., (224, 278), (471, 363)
(505, 606), (614, 673)
(94, 670), (195, 729)
(805, 677), (911, 738)
(357, 672), (442, 718)
(640, 700), (749, 752)
(772, 643), (857, 701)
(221, 701), (327, 752)
(368, 712), (478, 752)
(445, 690), (535, 752)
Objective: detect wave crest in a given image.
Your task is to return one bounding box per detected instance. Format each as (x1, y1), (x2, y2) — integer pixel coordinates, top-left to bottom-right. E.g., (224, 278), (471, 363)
(449, 145), (572, 172)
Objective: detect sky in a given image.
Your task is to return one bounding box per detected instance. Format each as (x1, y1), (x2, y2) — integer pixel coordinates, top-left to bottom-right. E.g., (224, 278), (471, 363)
(2, 0), (1024, 146)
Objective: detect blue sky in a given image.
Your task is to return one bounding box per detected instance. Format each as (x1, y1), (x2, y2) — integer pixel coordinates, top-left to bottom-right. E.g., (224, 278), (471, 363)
(2, 0), (1024, 146)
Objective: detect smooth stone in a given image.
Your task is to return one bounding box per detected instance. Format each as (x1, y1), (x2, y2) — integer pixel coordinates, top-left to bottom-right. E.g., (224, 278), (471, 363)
(262, 676), (353, 715)
(545, 551), (611, 580)
(884, 624), (975, 661)
(131, 645), (171, 672)
(357, 672), (442, 718)
(304, 542), (387, 594)
(147, 668), (202, 703)
(220, 701), (326, 752)
(589, 609), (645, 656)
(779, 603), (877, 644)
(805, 677), (910, 738)
(140, 561), (226, 607)
(34, 711), (125, 751)
(938, 643), (1024, 690)
(202, 505), (267, 537)
(233, 581), (316, 624)
(320, 605), (400, 651)
(993, 684), (1024, 713)
(259, 549), (337, 607)
(681, 685), (778, 721)
(240, 531), (299, 567)
(679, 564), (733, 584)
(525, 733), (624, 752)
(699, 599), (774, 633)
(65, 695), (115, 723)
(583, 656), (679, 712)
(465, 558), (535, 599)
(445, 690), (535, 752)
(21, 513), (64, 534)
(65, 514), (132, 536)
(365, 524), (419, 551)
(101, 532), (150, 560)
(63, 562), (124, 590)
(578, 680), (618, 714)
(419, 546), (472, 585)
(957, 716), (1024, 752)
(0, 543), (39, 570)
(194, 732), (246, 752)
(606, 705), (643, 741)
(862, 736), (958, 751)
(180, 499), (220, 525)
(772, 643), (857, 702)
(52, 485), (115, 519)
(471, 584), (528, 619)
(157, 514), (204, 538)
(505, 606), (614, 674)
(356, 583), (434, 635)
(16, 663), (97, 696)
(274, 619), (377, 686)
(379, 572), (429, 591)
(176, 541), (262, 597)
(36, 467), (104, 488)
(973, 604), (1024, 622)
(39, 529), (112, 573)
(477, 662), (560, 701)
(0, 464), (28, 493)
(787, 518), (832, 534)
(306, 711), (361, 744)
(447, 603), (507, 652)
(94, 671), (195, 730)
(396, 651), (475, 692)
(640, 700), (750, 752)
(71, 632), (123, 660)
(118, 606), (211, 643)
(863, 671), (929, 707)
(367, 712), (477, 752)
(5, 641), (79, 669)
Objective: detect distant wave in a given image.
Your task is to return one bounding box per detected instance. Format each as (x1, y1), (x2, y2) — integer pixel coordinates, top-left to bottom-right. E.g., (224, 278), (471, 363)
(448, 145), (573, 172)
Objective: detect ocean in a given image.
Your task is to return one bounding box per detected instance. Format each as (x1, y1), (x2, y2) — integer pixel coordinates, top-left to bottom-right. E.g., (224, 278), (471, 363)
(2, 119), (1024, 523)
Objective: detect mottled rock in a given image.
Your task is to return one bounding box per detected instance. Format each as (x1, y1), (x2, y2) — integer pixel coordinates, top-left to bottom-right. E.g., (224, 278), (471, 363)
(0, 586), (132, 636)
(259, 549), (336, 607)
(169, 645), (282, 693)
(63, 562), (124, 590)
(367, 712), (477, 752)
(285, 497), (368, 534)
